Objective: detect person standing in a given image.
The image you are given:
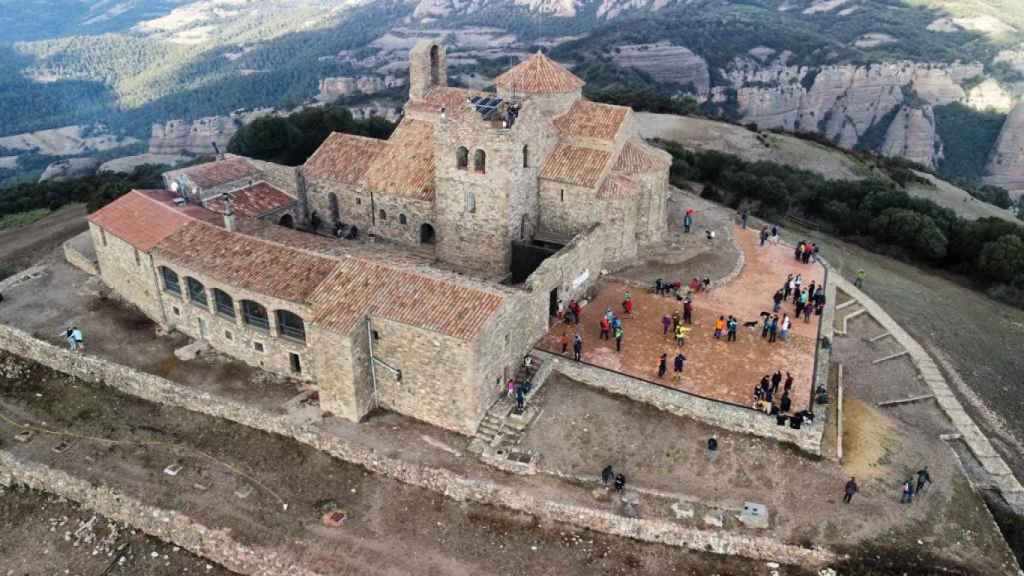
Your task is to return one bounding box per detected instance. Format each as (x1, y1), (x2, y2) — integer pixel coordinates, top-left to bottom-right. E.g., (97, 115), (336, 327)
(855, 269), (865, 288)
(622, 291), (633, 316)
(780, 314), (791, 341)
(900, 479), (914, 504)
(601, 465), (614, 487)
(760, 226), (769, 246)
(658, 353), (668, 378)
(600, 315), (611, 340)
(614, 326), (624, 352)
(803, 301), (813, 323)
(515, 383), (525, 413)
(714, 315), (725, 339)
(674, 353), (686, 378)
(780, 390), (792, 414)
(772, 288), (784, 313)
(843, 477), (859, 504)
(726, 316), (738, 342)
(672, 310), (681, 332)
(768, 315), (779, 343)
(573, 333), (583, 362)
(662, 313), (672, 335)
(916, 467), (932, 494)
(71, 327), (84, 352)
(771, 370), (782, 396)
(683, 210), (693, 234)
(683, 299), (693, 325)
(675, 323), (687, 347)
(741, 209), (748, 229)
(784, 371), (794, 394)
(761, 314), (771, 339)
(784, 274), (794, 300)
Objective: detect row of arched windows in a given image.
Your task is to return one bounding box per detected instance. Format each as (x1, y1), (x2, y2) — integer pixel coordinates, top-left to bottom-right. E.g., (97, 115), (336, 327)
(159, 266), (306, 343)
(455, 145), (530, 173)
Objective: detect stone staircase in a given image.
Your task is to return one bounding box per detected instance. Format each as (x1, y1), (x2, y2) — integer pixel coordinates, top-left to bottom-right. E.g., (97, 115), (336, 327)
(468, 354), (553, 471)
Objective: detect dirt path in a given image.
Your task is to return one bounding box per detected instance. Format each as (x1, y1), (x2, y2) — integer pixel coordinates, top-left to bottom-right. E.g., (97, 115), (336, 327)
(0, 204), (88, 273)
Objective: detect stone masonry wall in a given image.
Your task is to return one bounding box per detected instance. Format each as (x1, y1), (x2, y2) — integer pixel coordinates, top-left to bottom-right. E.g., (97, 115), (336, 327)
(304, 179), (372, 230)
(92, 224), (167, 323)
(369, 316), (480, 435)
(535, 351), (824, 455)
(312, 325), (374, 423)
(63, 234), (99, 276)
(0, 324), (835, 567)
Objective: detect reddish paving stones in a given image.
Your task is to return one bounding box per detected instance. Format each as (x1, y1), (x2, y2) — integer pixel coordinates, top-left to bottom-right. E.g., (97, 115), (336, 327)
(539, 227), (824, 411)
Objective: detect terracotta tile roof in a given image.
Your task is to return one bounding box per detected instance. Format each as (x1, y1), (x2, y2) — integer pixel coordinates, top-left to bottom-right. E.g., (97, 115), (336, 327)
(204, 182), (296, 218)
(309, 259), (505, 339)
(406, 86), (488, 115)
(360, 118), (435, 201)
(155, 221), (339, 304)
(88, 190), (196, 251)
(494, 52), (585, 94)
(614, 139), (672, 175)
(554, 100), (629, 141)
(166, 156), (260, 189)
(304, 133), (386, 184)
(597, 174), (639, 200)
(539, 144), (611, 188)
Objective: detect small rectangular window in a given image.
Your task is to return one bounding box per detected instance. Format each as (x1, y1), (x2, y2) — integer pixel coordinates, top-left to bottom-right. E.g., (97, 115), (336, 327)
(100, 228), (108, 247)
(356, 197), (362, 205)
(560, 189), (564, 202)
(465, 191), (476, 214)
(224, 330), (233, 341)
(133, 248), (140, 266)
(253, 341), (265, 353)
(289, 353), (302, 374)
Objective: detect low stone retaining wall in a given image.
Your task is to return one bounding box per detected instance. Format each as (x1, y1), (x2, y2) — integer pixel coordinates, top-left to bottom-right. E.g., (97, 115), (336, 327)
(538, 351), (824, 455)
(0, 323), (834, 566)
(0, 452), (321, 576)
(62, 232), (99, 276)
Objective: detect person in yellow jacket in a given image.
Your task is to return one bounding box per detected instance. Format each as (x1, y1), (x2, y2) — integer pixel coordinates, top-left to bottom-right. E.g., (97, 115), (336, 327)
(674, 323), (690, 347)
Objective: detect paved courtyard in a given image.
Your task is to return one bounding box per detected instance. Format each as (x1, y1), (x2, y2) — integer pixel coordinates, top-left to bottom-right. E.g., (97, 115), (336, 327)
(538, 227), (825, 410)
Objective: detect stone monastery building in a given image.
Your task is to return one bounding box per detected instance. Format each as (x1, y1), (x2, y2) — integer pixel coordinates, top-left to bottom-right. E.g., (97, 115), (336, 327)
(86, 41), (671, 435)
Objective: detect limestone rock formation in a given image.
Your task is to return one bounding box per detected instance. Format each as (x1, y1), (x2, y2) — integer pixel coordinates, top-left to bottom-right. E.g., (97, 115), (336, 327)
(611, 42), (710, 98)
(147, 109), (273, 156)
(38, 157), (101, 182)
(317, 75), (405, 102)
(985, 101), (1024, 198)
(881, 106), (941, 169)
(721, 61), (982, 154)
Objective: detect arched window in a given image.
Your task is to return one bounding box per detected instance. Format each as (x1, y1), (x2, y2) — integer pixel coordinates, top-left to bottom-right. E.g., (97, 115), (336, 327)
(328, 193), (340, 223)
(278, 213), (294, 229)
(465, 191), (476, 214)
(160, 266), (181, 295)
(241, 300), (269, 330)
(379, 209), (387, 221)
(430, 44), (441, 85)
(523, 144), (529, 168)
(399, 214), (408, 225)
(213, 289), (235, 318)
(420, 223), (436, 245)
(276, 310), (306, 343)
(473, 149), (486, 173)
(456, 147), (469, 170)
(186, 277), (208, 307)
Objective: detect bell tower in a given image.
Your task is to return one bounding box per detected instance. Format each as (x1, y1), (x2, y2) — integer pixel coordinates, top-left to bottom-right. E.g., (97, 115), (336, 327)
(409, 40), (447, 100)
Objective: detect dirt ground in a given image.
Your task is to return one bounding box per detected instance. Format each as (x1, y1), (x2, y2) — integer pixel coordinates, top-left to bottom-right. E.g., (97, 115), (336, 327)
(775, 223), (1024, 488)
(0, 486), (239, 576)
(538, 227), (824, 410)
(0, 351), (804, 576)
(0, 204), (88, 275)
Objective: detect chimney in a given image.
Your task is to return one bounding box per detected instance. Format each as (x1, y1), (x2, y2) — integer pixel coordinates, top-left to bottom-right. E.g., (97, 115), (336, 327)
(212, 141), (224, 161)
(223, 194), (236, 233)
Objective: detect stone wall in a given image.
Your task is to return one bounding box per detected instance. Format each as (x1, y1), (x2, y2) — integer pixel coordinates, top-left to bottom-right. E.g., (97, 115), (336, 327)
(0, 452), (323, 576)
(91, 223), (167, 323)
(304, 179), (372, 231)
(63, 232), (99, 276)
(368, 195), (435, 246)
(0, 324), (835, 567)
(368, 316), (481, 435)
(535, 351), (824, 455)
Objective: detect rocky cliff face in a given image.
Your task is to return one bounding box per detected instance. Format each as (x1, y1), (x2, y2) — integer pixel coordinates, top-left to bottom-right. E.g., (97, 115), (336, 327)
(147, 109), (273, 155)
(412, 0), (669, 18)
(712, 59), (984, 168)
(317, 75), (405, 101)
(985, 101), (1024, 198)
(611, 42), (710, 97)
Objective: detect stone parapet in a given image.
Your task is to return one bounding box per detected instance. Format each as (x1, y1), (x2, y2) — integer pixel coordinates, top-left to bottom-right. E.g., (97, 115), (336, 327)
(0, 322), (834, 566)
(536, 351), (824, 455)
